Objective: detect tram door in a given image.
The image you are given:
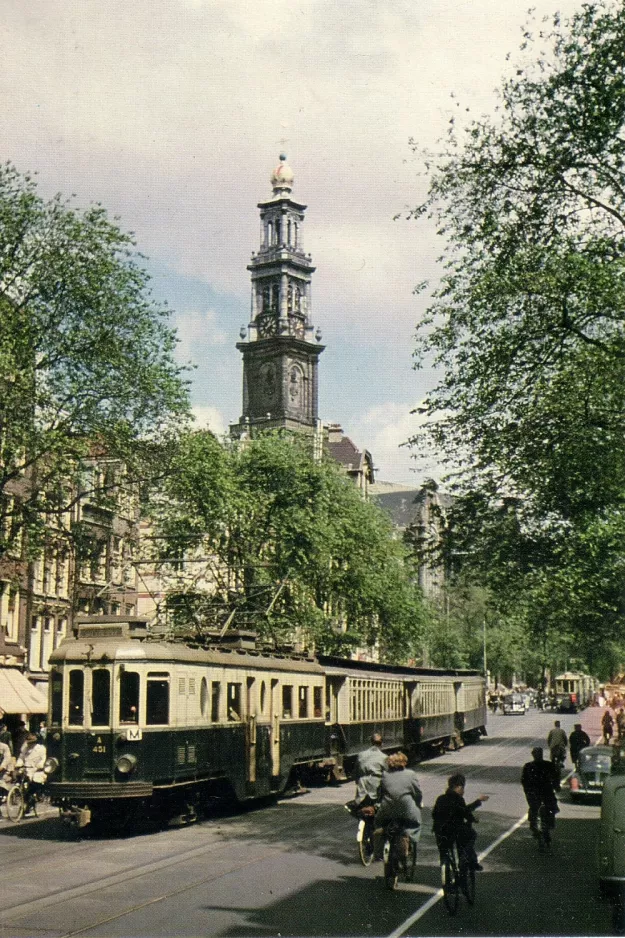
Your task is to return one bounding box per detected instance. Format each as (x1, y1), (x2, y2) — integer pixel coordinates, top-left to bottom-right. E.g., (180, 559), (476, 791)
(270, 678), (280, 777)
(246, 677), (257, 783)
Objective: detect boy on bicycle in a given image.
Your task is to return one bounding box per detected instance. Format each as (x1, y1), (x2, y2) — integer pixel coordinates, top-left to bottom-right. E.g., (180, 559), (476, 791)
(432, 773), (489, 871)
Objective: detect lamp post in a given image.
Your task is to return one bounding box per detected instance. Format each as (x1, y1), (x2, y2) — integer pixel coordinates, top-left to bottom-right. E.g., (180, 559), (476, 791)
(482, 619), (488, 676)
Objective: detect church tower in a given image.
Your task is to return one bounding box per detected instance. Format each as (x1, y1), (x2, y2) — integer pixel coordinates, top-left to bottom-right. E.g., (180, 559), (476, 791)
(232, 155), (325, 437)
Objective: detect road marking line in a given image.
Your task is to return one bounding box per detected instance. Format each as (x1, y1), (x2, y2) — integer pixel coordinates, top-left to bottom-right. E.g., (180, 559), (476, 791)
(386, 813), (529, 938)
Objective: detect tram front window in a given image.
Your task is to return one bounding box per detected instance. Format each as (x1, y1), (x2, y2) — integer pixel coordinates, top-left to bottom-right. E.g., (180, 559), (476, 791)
(68, 669), (84, 725)
(119, 670), (139, 723)
(146, 673), (169, 725)
(91, 669), (111, 726)
(51, 670), (63, 725)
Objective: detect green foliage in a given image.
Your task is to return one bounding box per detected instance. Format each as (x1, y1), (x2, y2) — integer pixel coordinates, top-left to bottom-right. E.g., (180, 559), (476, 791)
(148, 430), (427, 659)
(408, 1), (625, 665)
(0, 162), (190, 556)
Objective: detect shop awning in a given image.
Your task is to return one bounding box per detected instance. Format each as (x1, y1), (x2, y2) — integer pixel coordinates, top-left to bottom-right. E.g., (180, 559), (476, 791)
(0, 668), (48, 715)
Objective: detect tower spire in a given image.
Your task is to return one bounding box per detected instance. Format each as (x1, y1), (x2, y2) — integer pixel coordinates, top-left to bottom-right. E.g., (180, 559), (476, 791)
(231, 156), (324, 437)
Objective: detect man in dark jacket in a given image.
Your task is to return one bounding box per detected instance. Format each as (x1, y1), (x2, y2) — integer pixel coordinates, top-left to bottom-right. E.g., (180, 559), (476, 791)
(432, 773), (489, 871)
(521, 747), (559, 841)
(568, 724), (591, 767)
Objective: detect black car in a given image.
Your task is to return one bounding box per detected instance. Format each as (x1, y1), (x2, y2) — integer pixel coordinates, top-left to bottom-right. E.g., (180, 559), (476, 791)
(569, 745), (613, 799)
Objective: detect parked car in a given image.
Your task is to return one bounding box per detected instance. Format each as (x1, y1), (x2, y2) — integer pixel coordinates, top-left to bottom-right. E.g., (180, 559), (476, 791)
(569, 745), (613, 799)
(503, 693), (526, 715)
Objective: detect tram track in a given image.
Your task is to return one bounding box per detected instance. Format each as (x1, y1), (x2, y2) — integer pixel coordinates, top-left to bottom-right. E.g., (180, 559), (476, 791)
(1, 801), (348, 935)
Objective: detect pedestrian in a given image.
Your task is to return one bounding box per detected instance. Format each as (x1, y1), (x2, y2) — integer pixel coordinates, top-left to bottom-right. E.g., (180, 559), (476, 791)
(13, 721), (28, 757)
(617, 708), (625, 743)
(0, 721), (13, 755)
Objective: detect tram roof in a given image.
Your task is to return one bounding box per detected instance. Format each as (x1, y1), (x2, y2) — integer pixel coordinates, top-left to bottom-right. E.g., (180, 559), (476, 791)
(318, 655), (483, 681)
(49, 639), (324, 675)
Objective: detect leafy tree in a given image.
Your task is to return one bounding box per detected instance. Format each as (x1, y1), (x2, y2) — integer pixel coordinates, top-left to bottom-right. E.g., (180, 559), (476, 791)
(147, 431), (427, 660)
(407, 1), (625, 660)
(0, 162), (190, 557)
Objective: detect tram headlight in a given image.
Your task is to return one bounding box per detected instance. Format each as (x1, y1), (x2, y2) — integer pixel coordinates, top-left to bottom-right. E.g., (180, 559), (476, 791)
(115, 753), (138, 775)
(44, 757), (59, 776)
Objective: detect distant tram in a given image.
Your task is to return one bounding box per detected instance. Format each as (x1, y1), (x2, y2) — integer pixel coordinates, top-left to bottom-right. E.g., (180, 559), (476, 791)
(554, 671), (597, 713)
(44, 617), (487, 829)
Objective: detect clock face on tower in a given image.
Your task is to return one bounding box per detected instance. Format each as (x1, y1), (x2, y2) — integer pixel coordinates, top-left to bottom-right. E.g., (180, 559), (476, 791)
(257, 313), (278, 338)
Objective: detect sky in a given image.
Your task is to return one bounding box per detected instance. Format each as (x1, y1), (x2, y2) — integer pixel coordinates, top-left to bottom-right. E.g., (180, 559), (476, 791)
(3, 0), (582, 485)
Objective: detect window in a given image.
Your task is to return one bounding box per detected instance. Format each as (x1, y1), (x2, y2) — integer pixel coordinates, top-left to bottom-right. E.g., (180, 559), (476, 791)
(298, 686), (308, 718)
(119, 670), (139, 723)
(51, 671), (63, 726)
(211, 682), (220, 722)
(282, 685), (293, 719)
(147, 672), (170, 725)
(228, 682), (242, 721)
(91, 670), (111, 726)
(260, 681), (267, 714)
(313, 686), (323, 718)
(200, 677), (208, 717)
(68, 669), (84, 726)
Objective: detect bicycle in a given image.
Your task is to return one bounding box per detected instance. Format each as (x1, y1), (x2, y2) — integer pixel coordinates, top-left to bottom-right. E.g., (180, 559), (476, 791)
(534, 802), (556, 852)
(345, 796), (377, 867)
(356, 805), (376, 866)
(440, 841), (475, 915)
(382, 821), (417, 890)
(5, 768), (45, 822)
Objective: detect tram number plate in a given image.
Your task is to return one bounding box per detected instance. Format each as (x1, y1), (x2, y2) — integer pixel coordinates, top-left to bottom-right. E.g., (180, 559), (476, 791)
(126, 727), (143, 741)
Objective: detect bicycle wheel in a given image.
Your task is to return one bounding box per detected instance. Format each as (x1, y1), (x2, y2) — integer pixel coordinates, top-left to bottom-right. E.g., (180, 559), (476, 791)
(384, 836), (399, 890)
(358, 818), (375, 867)
(442, 855), (459, 915)
(402, 840), (417, 883)
(460, 861), (476, 905)
(6, 785), (25, 822)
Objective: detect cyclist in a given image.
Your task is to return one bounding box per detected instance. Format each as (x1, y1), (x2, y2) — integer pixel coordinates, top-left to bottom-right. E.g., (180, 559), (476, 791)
(568, 723), (590, 768)
(0, 737), (13, 790)
(15, 733), (47, 811)
(432, 773), (489, 872)
(521, 747), (559, 843)
(603, 709), (615, 744)
(353, 733), (388, 804)
(547, 720), (568, 787)
(375, 751), (422, 857)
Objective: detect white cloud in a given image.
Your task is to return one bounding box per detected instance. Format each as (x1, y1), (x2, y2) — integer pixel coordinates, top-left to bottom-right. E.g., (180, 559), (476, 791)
(175, 309), (228, 364)
(191, 405), (227, 437)
(350, 401), (444, 486)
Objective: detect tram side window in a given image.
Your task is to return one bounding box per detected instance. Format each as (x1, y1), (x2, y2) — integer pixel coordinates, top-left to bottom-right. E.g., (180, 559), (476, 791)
(298, 686), (308, 718)
(91, 669), (111, 726)
(282, 685), (293, 719)
(211, 682), (221, 722)
(147, 672), (170, 725)
(313, 686), (322, 718)
(228, 683), (242, 721)
(51, 671), (63, 725)
(68, 669), (84, 725)
(119, 671), (140, 723)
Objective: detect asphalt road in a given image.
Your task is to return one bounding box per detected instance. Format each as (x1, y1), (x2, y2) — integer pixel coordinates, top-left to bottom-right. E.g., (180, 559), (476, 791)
(0, 707), (614, 938)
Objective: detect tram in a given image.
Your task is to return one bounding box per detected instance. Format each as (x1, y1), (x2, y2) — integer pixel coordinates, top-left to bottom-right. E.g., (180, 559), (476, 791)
(554, 671), (597, 713)
(44, 616), (487, 828)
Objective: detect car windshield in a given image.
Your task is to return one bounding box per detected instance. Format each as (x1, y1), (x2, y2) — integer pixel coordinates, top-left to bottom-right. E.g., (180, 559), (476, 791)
(580, 748), (612, 771)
